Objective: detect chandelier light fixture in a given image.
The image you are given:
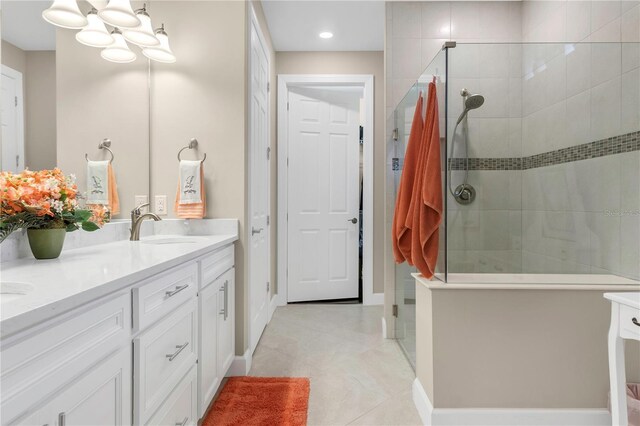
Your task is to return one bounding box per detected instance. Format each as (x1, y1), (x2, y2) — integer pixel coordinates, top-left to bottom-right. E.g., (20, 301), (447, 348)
(41, 0), (177, 64)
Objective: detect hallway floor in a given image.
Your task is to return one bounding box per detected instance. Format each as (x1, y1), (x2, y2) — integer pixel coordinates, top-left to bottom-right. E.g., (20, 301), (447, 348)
(249, 304), (421, 425)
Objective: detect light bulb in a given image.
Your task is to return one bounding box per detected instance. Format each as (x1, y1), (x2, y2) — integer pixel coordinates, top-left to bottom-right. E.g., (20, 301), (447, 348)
(42, 0), (87, 29)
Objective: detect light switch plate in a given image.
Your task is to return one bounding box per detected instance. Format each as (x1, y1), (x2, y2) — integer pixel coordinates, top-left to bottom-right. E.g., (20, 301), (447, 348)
(135, 195), (148, 213)
(155, 195), (167, 216)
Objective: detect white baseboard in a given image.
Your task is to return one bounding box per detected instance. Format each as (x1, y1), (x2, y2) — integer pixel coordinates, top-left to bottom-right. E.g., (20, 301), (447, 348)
(226, 348), (252, 377)
(381, 316), (388, 339)
(412, 378), (611, 426)
(413, 378), (434, 425)
(268, 295), (278, 321)
(364, 292), (384, 306)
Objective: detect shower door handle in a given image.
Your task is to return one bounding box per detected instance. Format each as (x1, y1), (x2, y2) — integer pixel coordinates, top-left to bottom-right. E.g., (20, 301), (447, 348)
(348, 218), (358, 224)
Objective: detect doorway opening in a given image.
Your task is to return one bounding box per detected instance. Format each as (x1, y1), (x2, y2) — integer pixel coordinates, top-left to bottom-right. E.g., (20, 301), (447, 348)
(277, 75), (374, 306)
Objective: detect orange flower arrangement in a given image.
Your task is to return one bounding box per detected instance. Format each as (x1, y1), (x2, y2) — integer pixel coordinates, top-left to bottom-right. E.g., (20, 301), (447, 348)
(0, 168), (110, 241)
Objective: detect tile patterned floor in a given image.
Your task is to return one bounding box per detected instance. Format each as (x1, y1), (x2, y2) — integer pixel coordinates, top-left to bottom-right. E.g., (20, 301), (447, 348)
(249, 304), (422, 425)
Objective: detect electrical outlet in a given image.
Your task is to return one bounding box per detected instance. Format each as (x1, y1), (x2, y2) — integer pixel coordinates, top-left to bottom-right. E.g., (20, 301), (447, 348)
(155, 195), (167, 216)
(135, 195), (148, 213)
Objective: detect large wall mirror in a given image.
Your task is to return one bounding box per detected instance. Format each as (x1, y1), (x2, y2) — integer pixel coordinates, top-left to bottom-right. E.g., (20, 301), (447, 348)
(1, 0), (150, 219)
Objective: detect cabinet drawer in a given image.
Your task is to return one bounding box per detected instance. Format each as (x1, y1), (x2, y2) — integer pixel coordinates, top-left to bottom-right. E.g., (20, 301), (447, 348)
(200, 245), (234, 288)
(620, 304), (640, 340)
(134, 299), (198, 425)
(146, 366), (197, 426)
(1, 293), (130, 425)
(133, 263), (198, 332)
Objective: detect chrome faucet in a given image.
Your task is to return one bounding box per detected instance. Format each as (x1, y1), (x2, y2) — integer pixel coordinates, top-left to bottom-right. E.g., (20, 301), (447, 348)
(130, 203), (161, 241)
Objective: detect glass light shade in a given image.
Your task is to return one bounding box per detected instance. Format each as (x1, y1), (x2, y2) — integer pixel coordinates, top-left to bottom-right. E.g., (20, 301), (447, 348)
(101, 29), (137, 63)
(98, 0), (140, 28)
(123, 10), (159, 47)
(42, 0), (88, 29)
(142, 28), (176, 63)
(76, 10), (114, 48)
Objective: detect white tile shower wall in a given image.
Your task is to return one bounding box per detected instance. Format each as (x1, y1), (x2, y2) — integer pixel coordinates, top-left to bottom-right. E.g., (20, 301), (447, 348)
(385, 1), (524, 275)
(519, 0), (640, 280)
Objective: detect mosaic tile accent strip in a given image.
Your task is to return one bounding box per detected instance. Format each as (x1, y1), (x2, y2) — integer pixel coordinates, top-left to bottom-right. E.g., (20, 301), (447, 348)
(448, 131), (639, 171)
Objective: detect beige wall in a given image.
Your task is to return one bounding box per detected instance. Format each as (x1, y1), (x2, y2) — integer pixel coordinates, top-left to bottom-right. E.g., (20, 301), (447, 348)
(148, 1), (249, 355)
(25, 51), (56, 170)
(57, 25), (149, 219)
(417, 285), (640, 408)
(276, 51), (385, 295)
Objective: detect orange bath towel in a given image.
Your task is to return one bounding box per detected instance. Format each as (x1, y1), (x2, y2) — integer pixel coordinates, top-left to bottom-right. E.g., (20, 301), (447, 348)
(410, 80), (442, 279)
(107, 164), (120, 216)
(392, 93), (424, 264)
(174, 163), (206, 219)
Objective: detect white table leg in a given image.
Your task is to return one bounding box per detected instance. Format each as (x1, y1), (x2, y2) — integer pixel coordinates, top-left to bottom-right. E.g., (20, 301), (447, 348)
(608, 303), (628, 426)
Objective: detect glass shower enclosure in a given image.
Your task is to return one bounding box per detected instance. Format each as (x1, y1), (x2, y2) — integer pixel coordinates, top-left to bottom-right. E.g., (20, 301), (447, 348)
(390, 41), (640, 369)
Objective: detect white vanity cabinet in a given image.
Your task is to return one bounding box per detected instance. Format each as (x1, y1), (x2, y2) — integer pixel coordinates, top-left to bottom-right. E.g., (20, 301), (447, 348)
(0, 238), (237, 426)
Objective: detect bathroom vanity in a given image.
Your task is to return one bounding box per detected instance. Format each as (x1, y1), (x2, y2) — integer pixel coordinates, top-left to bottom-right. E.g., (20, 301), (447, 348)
(0, 220), (238, 426)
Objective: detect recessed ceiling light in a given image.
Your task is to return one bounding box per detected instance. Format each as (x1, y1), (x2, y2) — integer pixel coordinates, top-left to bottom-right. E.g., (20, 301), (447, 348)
(319, 32), (333, 39)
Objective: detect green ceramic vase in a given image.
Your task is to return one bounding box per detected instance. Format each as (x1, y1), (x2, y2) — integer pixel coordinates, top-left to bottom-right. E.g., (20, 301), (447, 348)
(27, 228), (66, 259)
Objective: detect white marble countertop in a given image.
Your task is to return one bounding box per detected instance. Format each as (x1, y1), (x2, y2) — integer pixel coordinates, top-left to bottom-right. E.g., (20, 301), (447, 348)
(604, 292), (640, 310)
(0, 232), (237, 339)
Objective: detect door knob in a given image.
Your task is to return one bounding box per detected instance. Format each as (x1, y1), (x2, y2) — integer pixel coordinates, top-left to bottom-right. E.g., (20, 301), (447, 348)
(348, 218), (358, 224)
(252, 227), (263, 235)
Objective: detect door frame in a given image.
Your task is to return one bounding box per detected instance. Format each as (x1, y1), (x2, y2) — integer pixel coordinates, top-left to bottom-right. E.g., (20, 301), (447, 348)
(277, 74), (376, 306)
(247, 5), (272, 355)
(1, 65), (25, 172)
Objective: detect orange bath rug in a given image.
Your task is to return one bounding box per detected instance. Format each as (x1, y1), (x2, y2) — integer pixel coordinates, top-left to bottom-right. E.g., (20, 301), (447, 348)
(203, 377), (310, 426)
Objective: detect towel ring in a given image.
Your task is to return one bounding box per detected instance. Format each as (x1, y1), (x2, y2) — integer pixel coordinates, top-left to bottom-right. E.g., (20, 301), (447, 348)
(177, 138), (207, 163)
(85, 139), (114, 163)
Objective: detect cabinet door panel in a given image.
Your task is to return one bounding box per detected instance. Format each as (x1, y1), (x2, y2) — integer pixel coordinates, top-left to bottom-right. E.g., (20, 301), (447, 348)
(134, 299), (197, 425)
(217, 268), (235, 378)
(198, 281), (220, 418)
(48, 347), (131, 426)
(147, 366), (197, 426)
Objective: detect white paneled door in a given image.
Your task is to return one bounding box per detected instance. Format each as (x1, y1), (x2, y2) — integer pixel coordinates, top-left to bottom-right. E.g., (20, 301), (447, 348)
(287, 87), (361, 302)
(1, 65), (24, 173)
(248, 17), (270, 354)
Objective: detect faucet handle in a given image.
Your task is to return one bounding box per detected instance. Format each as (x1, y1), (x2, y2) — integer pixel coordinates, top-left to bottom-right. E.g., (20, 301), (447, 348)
(132, 202), (149, 215)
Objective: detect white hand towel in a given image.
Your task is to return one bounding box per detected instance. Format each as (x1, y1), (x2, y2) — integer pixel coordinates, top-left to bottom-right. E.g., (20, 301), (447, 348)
(178, 160), (202, 204)
(87, 160), (110, 205)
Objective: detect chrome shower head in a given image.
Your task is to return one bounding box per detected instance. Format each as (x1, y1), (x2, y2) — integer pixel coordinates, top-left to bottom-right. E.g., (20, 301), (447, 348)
(456, 93), (485, 124)
(465, 94), (485, 110)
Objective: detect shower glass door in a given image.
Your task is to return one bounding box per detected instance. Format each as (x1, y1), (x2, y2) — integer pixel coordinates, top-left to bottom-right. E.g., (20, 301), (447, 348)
(392, 49), (448, 369)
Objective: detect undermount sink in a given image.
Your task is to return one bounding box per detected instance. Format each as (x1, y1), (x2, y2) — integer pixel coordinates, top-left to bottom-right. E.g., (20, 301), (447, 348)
(140, 237), (207, 245)
(0, 282), (34, 303)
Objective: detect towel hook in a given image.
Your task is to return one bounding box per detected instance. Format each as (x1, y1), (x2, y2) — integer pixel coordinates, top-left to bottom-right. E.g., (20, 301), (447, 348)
(177, 138), (207, 163)
(85, 139), (114, 163)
